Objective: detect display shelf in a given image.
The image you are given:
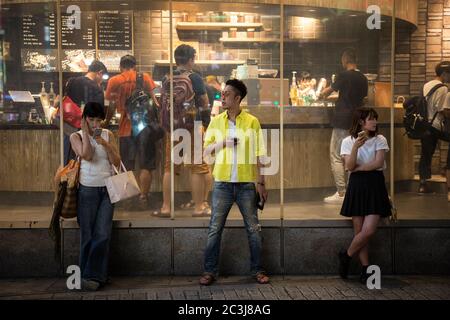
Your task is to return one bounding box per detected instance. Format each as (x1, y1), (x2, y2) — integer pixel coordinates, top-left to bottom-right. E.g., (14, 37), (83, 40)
(154, 59), (246, 66)
(176, 22), (263, 30)
(219, 38), (358, 44)
(219, 37), (280, 43)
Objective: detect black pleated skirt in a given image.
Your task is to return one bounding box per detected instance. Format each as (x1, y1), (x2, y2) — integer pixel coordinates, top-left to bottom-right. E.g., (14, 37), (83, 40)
(340, 171), (392, 218)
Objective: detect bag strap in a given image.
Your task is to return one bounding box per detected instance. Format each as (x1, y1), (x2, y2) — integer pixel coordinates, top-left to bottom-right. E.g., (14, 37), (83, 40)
(112, 161), (127, 175)
(136, 72), (144, 91)
(425, 83), (446, 99)
(425, 83), (447, 123)
(63, 77), (75, 97)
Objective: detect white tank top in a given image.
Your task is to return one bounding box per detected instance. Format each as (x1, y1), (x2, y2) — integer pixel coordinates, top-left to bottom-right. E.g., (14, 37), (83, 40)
(78, 129), (113, 187)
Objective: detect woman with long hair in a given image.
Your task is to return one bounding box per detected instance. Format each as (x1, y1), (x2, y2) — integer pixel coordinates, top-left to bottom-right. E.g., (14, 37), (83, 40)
(338, 107), (391, 283)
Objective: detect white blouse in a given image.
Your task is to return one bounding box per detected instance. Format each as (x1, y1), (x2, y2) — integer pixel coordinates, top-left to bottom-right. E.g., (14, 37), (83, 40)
(340, 134), (389, 171)
(78, 129), (113, 187)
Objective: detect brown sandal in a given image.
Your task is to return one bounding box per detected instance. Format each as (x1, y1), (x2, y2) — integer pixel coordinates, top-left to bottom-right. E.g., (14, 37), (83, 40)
(192, 207), (212, 217)
(151, 210), (170, 218)
(255, 272), (270, 284)
(199, 273), (215, 286)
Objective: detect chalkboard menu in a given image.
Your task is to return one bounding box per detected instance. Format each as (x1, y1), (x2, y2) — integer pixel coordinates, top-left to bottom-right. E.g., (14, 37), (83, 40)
(60, 11), (96, 72)
(21, 13), (57, 71)
(97, 11), (132, 50)
(20, 10), (134, 72)
(61, 12), (95, 49)
(21, 13), (57, 48)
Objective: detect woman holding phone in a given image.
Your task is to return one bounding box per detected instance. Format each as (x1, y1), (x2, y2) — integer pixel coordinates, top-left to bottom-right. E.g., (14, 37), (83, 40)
(70, 102), (121, 291)
(337, 107), (391, 284)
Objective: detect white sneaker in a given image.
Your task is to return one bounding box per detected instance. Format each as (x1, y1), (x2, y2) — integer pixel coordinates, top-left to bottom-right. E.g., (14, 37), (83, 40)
(324, 192), (345, 204)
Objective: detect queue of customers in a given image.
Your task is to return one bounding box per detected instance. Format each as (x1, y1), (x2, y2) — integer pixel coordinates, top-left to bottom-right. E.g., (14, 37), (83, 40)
(58, 46), (449, 291)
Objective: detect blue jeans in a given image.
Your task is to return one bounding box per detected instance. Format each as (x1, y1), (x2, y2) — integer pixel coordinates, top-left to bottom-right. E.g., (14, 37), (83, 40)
(203, 181), (264, 276)
(77, 185), (114, 283)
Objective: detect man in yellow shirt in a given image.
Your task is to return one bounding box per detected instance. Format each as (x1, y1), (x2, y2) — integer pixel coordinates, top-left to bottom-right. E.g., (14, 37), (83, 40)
(199, 79), (269, 285)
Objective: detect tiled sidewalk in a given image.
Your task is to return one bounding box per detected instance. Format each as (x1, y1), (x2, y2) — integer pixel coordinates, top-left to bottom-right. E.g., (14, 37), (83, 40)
(0, 276), (449, 300)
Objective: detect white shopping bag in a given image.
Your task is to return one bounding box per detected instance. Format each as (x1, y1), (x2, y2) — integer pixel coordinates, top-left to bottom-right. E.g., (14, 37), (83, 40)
(105, 162), (141, 204)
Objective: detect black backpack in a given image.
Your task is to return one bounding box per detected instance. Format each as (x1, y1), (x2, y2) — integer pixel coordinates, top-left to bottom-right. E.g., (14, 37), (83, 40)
(125, 73), (164, 141)
(402, 83), (446, 139)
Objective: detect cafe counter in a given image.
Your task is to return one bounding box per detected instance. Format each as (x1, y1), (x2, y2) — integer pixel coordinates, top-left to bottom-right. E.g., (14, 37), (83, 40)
(0, 106), (414, 192)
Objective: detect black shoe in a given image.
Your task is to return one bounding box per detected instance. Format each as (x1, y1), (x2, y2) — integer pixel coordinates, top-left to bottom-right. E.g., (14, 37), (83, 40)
(338, 249), (351, 279)
(360, 266), (370, 285)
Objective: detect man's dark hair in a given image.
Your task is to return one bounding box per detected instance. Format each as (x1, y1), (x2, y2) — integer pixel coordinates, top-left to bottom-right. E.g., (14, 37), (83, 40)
(226, 79), (247, 102)
(435, 61), (450, 77)
(88, 60), (108, 74)
(120, 55), (137, 70)
(174, 44), (196, 65)
(342, 48), (357, 64)
(82, 102), (105, 120)
(349, 107), (379, 139)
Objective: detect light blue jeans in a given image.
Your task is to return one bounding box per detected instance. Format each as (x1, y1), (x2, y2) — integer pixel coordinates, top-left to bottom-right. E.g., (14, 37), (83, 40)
(203, 181), (264, 276)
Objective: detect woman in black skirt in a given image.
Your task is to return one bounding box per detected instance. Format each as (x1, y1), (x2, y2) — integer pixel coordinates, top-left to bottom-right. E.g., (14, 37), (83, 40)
(338, 107), (391, 283)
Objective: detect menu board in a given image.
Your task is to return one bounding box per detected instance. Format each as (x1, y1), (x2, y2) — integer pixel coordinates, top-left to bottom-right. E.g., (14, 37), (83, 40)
(21, 13), (57, 71)
(21, 13), (57, 48)
(20, 10), (134, 72)
(61, 12), (95, 49)
(61, 11), (96, 72)
(97, 11), (132, 50)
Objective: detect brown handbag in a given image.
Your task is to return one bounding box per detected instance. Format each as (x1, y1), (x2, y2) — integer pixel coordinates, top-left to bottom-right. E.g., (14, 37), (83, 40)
(57, 158), (81, 219)
(53, 132), (82, 219)
(49, 134), (81, 260)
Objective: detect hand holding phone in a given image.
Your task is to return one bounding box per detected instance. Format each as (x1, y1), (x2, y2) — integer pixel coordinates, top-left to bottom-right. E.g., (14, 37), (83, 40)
(355, 131), (368, 149)
(357, 131), (367, 139)
(93, 128), (102, 139)
(256, 192), (265, 210)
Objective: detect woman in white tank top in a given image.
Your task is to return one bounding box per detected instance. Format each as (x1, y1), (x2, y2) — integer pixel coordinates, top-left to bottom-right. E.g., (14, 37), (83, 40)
(70, 102), (120, 291)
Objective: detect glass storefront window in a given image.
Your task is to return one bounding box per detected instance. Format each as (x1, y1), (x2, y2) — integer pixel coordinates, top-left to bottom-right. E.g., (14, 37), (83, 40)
(282, 3), (394, 220)
(0, 1), (60, 222)
(169, 1), (281, 220)
(2, 0), (444, 223)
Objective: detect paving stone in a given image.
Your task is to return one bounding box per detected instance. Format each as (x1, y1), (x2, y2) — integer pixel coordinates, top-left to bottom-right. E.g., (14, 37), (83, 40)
(0, 276), (449, 301)
(132, 292), (147, 300)
(271, 287), (291, 300)
(235, 289), (251, 300)
(223, 289), (239, 300)
(170, 290), (186, 300)
(247, 288), (266, 300)
(258, 287), (278, 300)
(156, 291), (172, 300)
(120, 294), (133, 300)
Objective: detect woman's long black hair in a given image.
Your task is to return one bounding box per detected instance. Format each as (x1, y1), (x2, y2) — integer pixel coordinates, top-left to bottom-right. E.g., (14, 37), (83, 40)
(349, 107), (379, 139)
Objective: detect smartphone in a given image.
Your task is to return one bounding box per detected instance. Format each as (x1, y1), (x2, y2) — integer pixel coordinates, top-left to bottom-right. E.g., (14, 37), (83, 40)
(358, 131), (367, 139)
(93, 128), (102, 138)
(256, 192), (265, 210)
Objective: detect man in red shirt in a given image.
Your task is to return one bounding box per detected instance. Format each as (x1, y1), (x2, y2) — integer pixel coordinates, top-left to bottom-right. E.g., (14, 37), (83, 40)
(105, 55), (160, 209)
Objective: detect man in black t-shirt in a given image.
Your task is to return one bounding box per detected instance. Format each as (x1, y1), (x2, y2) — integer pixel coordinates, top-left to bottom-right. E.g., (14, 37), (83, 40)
(319, 49), (368, 203)
(65, 61), (106, 109)
(60, 60), (108, 165)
